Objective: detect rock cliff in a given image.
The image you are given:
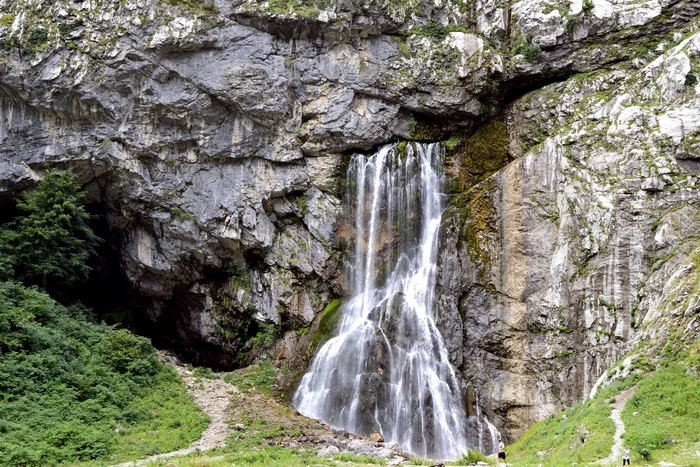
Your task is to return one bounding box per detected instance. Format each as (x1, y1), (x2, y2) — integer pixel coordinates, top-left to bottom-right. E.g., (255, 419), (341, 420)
(0, 0), (698, 444)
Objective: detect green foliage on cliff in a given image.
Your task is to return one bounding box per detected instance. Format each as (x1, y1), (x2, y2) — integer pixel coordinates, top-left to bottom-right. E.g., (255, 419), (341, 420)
(163, 0), (219, 15)
(447, 117), (509, 192)
(0, 169), (100, 291)
(0, 282), (208, 466)
(309, 298), (343, 351)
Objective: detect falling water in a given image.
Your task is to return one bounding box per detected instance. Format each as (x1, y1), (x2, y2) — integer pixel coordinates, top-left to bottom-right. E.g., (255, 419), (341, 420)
(293, 142), (471, 460)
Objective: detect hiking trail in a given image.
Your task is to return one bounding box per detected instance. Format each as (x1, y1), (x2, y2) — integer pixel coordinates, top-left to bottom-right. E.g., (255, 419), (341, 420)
(112, 353), (239, 467)
(597, 386), (636, 465)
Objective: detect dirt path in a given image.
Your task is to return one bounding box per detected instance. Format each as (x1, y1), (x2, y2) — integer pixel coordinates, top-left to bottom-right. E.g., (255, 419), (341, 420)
(598, 386), (636, 465)
(112, 355), (239, 467)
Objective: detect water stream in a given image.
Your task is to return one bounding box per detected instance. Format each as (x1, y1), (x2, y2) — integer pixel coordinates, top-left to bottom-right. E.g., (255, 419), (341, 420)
(293, 142), (484, 460)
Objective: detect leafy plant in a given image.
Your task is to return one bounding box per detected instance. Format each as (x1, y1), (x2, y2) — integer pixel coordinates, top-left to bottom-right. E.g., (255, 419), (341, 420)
(516, 43), (542, 62)
(458, 449), (493, 464)
(0, 281), (208, 466)
(0, 169), (100, 291)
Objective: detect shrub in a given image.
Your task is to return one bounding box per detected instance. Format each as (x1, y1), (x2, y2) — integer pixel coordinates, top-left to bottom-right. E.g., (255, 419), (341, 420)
(515, 43), (542, 62)
(0, 169), (100, 291)
(0, 282), (208, 466)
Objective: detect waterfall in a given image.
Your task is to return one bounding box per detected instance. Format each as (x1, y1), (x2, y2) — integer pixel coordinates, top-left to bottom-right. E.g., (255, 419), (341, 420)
(293, 142), (470, 460)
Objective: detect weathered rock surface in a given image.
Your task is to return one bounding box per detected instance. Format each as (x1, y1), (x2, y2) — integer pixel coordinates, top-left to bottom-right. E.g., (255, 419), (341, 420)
(0, 0), (699, 448)
(437, 24), (700, 440)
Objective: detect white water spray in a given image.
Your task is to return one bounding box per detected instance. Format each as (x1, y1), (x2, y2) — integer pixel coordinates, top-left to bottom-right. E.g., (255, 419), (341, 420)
(294, 143), (472, 459)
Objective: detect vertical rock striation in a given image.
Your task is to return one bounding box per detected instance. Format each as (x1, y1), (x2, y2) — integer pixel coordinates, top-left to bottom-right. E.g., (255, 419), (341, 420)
(0, 0), (699, 442)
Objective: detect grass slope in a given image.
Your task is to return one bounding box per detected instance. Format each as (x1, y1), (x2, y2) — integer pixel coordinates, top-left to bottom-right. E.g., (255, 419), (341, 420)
(622, 345), (700, 464)
(508, 343), (700, 466)
(0, 281), (209, 466)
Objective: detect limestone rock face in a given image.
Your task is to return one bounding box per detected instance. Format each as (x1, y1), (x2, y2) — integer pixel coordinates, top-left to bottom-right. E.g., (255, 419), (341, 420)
(437, 28), (700, 439)
(0, 0), (699, 441)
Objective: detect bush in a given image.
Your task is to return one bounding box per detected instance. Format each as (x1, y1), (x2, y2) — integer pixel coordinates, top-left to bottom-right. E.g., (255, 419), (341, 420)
(0, 169), (100, 291)
(0, 282), (208, 466)
(458, 449), (492, 464)
(515, 43), (542, 62)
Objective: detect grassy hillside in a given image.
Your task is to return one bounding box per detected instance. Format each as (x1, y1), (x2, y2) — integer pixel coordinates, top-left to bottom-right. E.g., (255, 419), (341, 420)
(508, 342), (700, 466)
(0, 281), (209, 466)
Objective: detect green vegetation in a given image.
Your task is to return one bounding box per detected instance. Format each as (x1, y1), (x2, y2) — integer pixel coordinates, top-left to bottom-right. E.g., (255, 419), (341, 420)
(224, 359), (277, 395)
(457, 449), (493, 465)
(686, 72), (698, 86)
(0, 169), (100, 291)
(191, 365), (218, 380)
(170, 206), (196, 221)
(622, 344), (700, 460)
(391, 35), (411, 57)
(442, 136), (461, 151)
(0, 14), (14, 27)
(308, 298), (343, 351)
(508, 380), (623, 465)
(510, 336), (700, 466)
(249, 322), (278, 349)
(447, 117), (509, 192)
(263, 0), (329, 18)
(25, 28), (49, 53)
(162, 0), (219, 15)
(406, 22), (470, 38)
(0, 282), (208, 466)
(515, 43), (542, 62)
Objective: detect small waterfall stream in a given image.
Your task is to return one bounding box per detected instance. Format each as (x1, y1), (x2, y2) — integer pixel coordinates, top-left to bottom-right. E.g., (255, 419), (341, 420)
(293, 142), (474, 460)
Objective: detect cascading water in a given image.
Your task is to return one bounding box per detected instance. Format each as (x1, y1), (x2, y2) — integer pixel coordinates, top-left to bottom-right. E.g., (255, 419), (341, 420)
(293, 142), (473, 460)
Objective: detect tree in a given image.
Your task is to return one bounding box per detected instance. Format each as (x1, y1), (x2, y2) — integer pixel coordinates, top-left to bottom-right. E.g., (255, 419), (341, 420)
(1, 169), (101, 290)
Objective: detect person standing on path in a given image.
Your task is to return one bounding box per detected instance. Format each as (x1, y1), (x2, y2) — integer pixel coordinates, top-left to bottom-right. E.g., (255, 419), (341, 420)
(623, 445), (630, 465)
(498, 437), (506, 465)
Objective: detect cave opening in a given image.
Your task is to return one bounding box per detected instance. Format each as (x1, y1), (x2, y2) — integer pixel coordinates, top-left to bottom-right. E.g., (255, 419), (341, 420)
(60, 201), (255, 371)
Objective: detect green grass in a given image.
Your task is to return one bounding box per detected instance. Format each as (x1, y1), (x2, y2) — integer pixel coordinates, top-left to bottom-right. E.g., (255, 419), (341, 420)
(191, 365), (218, 380)
(509, 341), (700, 466)
(455, 449), (494, 465)
(224, 360), (276, 395)
(508, 384), (619, 465)
(622, 344), (700, 461)
(140, 446), (383, 467)
(0, 281), (208, 466)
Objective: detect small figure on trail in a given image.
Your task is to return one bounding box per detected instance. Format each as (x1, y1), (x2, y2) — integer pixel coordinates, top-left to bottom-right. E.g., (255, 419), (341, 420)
(623, 445), (630, 465)
(498, 437), (506, 465)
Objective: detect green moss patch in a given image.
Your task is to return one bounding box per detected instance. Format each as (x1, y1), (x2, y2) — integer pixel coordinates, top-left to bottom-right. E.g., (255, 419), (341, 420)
(309, 298), (343, 352)
(447, 117), (509, 193)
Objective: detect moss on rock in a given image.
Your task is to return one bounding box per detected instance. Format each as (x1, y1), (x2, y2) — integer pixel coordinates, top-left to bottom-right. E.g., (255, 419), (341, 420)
(308, 298), (343, 352)
(448, 117), (509, 193)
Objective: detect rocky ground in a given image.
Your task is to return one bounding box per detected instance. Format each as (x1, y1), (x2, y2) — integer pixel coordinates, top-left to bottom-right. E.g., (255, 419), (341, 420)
(115, 354), (431, 467)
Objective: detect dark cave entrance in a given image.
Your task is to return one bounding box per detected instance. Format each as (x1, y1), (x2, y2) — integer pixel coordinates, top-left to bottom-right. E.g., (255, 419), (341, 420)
(74, 202), (261, 371)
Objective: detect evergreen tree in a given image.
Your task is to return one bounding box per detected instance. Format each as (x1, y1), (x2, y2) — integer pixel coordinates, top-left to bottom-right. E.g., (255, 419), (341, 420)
(2, 169), (100, 289)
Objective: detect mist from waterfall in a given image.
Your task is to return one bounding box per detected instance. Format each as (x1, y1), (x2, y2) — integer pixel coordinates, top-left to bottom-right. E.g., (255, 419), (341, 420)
(293, 142), (475, 460)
